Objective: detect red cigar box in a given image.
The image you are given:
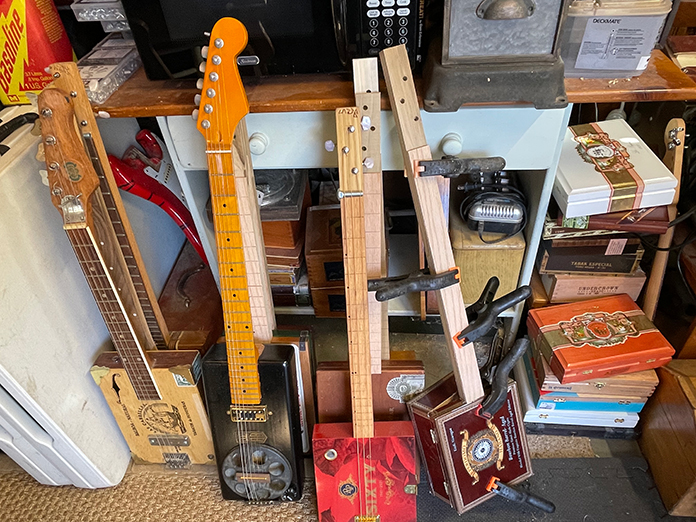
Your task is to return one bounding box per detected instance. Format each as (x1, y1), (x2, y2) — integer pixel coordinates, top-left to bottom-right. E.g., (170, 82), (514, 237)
(527, 294), (674, 384)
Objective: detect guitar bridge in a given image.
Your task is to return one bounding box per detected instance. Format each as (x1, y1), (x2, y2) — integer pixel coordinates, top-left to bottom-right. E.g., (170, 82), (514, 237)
(228, 405), (267, 422)
(148, 435), (190, 447)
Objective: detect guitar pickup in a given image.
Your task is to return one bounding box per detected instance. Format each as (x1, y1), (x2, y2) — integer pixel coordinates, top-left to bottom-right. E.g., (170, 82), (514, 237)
(228, 406), (267, 423)
(148, 435), (190, 447)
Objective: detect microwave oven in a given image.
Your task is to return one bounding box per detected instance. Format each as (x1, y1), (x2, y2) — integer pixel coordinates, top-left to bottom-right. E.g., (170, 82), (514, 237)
(120, 0), (425, 79)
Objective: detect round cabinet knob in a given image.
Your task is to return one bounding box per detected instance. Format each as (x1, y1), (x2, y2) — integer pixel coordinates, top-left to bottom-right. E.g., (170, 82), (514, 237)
(440, 132), (463, 156)
(248, 132), (269, 155)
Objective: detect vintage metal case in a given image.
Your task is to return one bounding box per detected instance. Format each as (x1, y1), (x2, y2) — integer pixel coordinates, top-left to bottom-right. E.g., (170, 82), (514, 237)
(408, 374), (531, 513)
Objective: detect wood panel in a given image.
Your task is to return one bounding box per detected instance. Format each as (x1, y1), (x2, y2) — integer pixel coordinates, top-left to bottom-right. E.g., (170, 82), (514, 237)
(92, 51), (696, 118)
(353, 57), (388, 372)
(380, 45), (484, 404)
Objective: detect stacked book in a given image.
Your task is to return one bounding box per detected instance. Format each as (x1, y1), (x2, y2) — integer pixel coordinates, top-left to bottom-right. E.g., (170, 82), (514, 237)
(535, 118), (677, 304)
(518, 295), (674, 431)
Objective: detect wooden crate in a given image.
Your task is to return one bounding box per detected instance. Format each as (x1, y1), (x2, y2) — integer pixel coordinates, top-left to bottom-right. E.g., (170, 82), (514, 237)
(640, 360), (696, 516)
(450, 206), (525, 304)
(305, 205), (344, 289)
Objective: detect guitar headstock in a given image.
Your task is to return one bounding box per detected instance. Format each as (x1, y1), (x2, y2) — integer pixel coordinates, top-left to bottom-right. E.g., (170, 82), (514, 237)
(335, 107), (364, 196)
(194, 18), (249, 146)
(38, 87), (99, 226)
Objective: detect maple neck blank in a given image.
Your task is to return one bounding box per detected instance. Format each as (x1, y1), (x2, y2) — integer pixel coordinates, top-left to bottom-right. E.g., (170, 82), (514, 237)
(207, 151), (261, 405)
(336, 107), (374, 439)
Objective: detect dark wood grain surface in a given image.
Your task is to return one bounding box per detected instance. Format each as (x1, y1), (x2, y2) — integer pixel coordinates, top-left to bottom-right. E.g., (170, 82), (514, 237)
(93, 50), (696, 118)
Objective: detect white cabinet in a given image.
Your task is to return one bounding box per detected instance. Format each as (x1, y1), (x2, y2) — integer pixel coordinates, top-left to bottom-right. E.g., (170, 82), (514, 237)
(158, 104), (572, 329)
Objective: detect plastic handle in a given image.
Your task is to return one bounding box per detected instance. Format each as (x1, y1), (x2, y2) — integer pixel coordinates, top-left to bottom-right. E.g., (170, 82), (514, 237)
(479, 337), (529, 418)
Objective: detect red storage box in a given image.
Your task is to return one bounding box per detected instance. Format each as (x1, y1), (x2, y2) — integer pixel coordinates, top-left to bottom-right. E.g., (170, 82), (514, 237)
(527, 294), (674, 384)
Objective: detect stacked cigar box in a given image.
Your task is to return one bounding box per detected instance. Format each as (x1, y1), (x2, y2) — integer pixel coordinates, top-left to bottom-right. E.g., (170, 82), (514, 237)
(256, 170), (311, 308)
(519, 295), (673, 430)
(534, 119), (677, 304)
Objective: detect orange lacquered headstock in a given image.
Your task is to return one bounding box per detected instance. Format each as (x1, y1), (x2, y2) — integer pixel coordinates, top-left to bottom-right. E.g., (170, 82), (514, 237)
(38, 87), (99, 227)
(195, 18), (249, 146)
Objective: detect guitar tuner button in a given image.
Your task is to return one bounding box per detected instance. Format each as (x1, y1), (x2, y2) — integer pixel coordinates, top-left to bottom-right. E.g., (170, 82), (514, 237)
(214, 38), (224, 48)
(201, 46), (208, 59)
(198, 62), (206, 73)
(191, 109), (199, 121)
(206, 88), (216, 98)
(212, 55), (222, 65)
(324, 449), (338, 461)
(204, 104), (213, 114)
(196, 78), (204, 90)
(194, 94), (201, 105)
(209, 72), (219, 82)
(201, 119), (211, 129)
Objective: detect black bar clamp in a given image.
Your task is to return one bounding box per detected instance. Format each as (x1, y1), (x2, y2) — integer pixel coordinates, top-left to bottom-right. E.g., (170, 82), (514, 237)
(367, 267), (460, 302)
(415, 156), (506, 178)
(486, 476), (556, 513)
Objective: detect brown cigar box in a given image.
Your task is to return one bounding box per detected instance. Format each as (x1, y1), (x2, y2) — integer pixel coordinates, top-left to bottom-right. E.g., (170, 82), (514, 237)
(316, 360), (425, 423)
(305, 205), (344, 289)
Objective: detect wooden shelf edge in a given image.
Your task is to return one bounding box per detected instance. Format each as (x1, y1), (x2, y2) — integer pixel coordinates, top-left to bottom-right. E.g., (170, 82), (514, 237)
(92, 50), (696, 119)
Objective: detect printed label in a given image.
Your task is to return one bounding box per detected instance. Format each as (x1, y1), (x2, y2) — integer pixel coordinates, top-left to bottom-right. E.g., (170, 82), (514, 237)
(605, 238), (628, 256)
(386, 374), (425, 402)
(575, 16), (664, 71)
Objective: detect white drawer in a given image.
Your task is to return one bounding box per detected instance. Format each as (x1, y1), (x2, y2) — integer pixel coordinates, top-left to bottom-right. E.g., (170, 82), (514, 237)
(165, 106), (568, 172)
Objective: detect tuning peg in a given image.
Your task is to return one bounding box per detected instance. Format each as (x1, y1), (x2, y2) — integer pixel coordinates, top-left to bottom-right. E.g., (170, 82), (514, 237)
(196, 78), (204, 90)
(201, 46), (209, 59)
(194, 94), (201, 105)
(199, 62), (206, 73)
(192, 109), (199, 121)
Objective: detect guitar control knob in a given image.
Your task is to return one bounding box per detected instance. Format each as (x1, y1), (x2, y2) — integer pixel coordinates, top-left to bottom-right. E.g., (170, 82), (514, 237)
(194, 94), (201, 105)
(191, 109), (199, 121)
(249, 132), (269, 155)
(196, 78), (204, 90)
(201, 46), (209, 59)
(199, 62), (206, 73)
(440, 132), (463, 156)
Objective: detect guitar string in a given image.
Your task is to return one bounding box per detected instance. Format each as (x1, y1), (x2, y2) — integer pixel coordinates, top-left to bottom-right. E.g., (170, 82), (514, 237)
(49, 99), (172, 464)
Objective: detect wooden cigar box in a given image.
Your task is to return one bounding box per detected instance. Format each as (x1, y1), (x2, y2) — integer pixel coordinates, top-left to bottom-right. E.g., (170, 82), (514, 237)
(532, 342), (658, 396)
(311, 287), (345, 318)
(408, 374), (531, 514)
(305, 205), (344, 289)
(527, 294), (674, 384)
(529, 270), (550, 308)
(540, 268), (647, 303)
(537, 236), (644, 275)
(316, 360), (425, 423)
(258, 170), (311, 250)
(640, 361), (696, 516)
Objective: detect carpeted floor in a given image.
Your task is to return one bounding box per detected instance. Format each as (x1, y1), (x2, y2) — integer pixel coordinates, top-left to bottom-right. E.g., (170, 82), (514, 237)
(0, 435), (594, 522)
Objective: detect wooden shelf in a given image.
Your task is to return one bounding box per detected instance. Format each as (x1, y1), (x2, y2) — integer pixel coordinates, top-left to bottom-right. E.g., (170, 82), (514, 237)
(93, 49), (696, 119)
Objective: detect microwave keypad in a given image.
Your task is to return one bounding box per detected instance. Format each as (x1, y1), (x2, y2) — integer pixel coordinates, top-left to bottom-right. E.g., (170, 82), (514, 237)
(362, 0), (418, 64)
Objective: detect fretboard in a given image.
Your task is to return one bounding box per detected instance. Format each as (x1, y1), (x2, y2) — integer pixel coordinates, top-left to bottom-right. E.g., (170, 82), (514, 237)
(336, 107), (374, 439)
(207, 150), (261, 405)
(67, 224), (160, 401)
(83, 136), (167, 349)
